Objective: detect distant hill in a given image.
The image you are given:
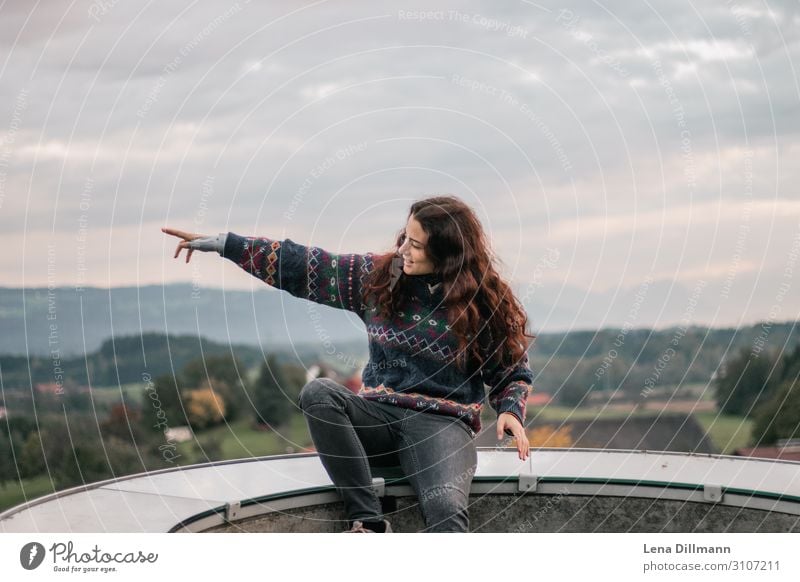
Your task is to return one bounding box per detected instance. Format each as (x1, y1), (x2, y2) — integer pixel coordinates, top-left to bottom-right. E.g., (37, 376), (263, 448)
(0, 332), (368, 391)
(0, 284), (368, 357)
(3, 284), (797, 363)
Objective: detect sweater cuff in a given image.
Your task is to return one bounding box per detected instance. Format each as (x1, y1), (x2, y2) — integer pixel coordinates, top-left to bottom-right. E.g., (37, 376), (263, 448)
(496, 382), (531, 427)
(187, 232), (227, 254)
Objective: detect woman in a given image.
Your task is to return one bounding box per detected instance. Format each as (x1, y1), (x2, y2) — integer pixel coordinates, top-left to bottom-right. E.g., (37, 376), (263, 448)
(162, 195), (535, 533)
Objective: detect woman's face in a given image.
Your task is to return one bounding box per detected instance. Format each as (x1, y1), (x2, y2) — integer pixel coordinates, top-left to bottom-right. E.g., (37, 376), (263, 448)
(399, 215), (435, 275)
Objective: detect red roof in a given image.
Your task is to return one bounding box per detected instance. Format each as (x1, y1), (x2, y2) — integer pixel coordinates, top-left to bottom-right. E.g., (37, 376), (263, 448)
(734, 447), (800, 462)
(343, 374), (361, 394)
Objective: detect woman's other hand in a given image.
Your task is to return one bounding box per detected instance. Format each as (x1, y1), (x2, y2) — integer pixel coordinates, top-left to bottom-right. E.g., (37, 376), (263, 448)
(497, 412), (530, 461)
(161, 227), (206, 263)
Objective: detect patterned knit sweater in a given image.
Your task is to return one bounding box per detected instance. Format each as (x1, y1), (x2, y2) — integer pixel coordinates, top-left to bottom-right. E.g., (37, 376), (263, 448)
(221, 232), (534, 437)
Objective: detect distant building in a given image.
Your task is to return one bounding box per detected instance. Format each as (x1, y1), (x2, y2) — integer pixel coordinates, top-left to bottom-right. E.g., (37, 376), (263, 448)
(305, 365), (321, 384)
(305, 362), (342, 384)
(165, 426), (193, 443)
(343, 373), (362, 394)
(35, 382), (63, 394)
(34, 382), (89, 395)
(528, 392), (552, 406)
(735, 439), (800, 462)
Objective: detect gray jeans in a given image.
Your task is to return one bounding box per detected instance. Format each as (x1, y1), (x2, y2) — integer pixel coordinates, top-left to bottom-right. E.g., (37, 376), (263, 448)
(298, 378), (478, 532)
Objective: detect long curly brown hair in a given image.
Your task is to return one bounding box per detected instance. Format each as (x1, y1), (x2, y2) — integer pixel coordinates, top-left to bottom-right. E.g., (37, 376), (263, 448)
(363, 195), (534, 369)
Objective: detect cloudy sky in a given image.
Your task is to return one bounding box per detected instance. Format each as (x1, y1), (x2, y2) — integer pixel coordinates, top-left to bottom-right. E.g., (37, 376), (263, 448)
(1, 0), (798, 333)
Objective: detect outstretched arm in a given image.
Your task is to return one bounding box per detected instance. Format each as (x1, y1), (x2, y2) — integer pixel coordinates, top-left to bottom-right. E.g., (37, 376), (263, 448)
(162, 227), (374, 318)
(221, 232), (373, 317)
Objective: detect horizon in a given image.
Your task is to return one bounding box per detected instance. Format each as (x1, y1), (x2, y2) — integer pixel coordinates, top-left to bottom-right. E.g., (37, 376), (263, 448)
(1, 281), (796, 337)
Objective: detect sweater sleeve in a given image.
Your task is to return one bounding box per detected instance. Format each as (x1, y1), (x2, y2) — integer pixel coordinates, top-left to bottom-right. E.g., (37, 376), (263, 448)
(221, 232), (374, 318)
(482, 347), (534, 429)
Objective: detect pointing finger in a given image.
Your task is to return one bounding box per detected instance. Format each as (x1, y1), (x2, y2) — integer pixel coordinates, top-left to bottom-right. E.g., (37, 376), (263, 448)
(163, 227), (191, 241)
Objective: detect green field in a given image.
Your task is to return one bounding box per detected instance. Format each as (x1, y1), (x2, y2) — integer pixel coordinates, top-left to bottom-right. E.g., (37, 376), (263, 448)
(694, 412), (754, 455)
(175, 413), (313, 465)
(90, 383), (146, 404)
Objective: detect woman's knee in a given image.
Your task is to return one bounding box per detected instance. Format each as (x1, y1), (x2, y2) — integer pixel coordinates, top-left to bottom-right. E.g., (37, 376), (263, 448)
(298, 378), (344, 410)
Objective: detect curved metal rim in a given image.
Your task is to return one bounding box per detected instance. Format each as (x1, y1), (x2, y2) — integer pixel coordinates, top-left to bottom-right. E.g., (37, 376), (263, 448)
(3, 447), (799, 522)
(171, 474), (800, 533)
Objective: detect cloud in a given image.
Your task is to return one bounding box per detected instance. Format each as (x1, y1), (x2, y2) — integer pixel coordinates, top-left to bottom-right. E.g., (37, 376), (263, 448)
(1, 0), (798, 330)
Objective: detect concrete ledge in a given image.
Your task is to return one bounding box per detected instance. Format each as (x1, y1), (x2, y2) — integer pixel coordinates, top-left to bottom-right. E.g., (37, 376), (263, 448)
(202, 494), (800, 533)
